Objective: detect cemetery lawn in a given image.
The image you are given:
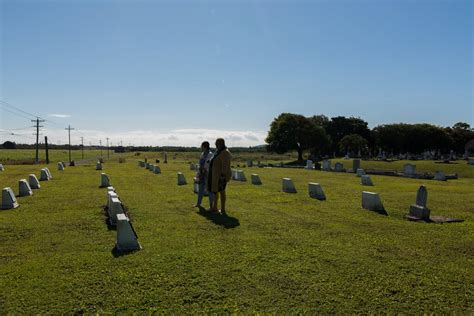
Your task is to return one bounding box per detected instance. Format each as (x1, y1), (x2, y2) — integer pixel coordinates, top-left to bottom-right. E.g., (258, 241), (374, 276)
(0, 156), (473, 313)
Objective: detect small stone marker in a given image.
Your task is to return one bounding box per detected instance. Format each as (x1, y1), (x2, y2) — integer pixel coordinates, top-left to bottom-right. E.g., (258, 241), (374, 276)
(352, 159), (361, 172)
(107, 191), (119, 210)
(322, 160), (331, 171)
(0, 164), (4, 171)
(305, 160), (313, 170)
(404, 163), (416, 177)
(164, 152), (168, 163)
(96, 161), (103, 170)
(28, 174), (40, 189)
(153, 165), (161, 174)
(139, 161), (145, 167)
(2, 187), (19, 209)
(408, 185), (430, 220)
(177, 172), (187, 185)
(251, 174), (262, 185)
(44, 168), (53, 179)
(356, 168), (366, 177)
(247, 159), (253, 167)
(434, 171), (446, 181)
(116, 213), (141, 251)
(361, 191), (387, 215)
(100, 173), (110, 188)
(236, 170), (247, 181)
(19, 179), (33, 197)
(282, 178), (297, 193)
(107, 186), (115, 193)
(308, 183), (326, 200)
(57, 162), (65, 171)
(334, 162), (344, 172)
(361, 175), (374, 186)
(40, 169), (50, 181)
(108, 197), (125, 226)
(231, 169), (237, 180)
(190, 163), (196, 171)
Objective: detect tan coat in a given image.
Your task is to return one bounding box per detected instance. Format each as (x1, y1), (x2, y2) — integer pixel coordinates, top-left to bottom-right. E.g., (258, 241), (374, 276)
(210, 149), (232, 192)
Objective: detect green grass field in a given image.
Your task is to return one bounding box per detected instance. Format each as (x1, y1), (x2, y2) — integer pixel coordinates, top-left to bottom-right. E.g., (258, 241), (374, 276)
(0, 152), (473, 313)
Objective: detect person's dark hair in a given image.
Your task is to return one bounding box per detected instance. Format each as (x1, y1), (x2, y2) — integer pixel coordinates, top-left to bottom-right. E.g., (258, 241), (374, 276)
(201, 141), (210, 149)
(215, 138), (226, 150)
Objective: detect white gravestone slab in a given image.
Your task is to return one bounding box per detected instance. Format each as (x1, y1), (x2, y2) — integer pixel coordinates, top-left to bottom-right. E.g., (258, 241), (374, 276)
(57, 162), (64, 171)
(2, 187), (19, 209)
(356, 168), (366, 177)
(236, 170), (247, 181)
(109, 197), (125, 226)
(251, 174), (262, 185)
(107, 186), (115, 193)
(0, 164), (4, 171)
(408, 185), (430, 220)
(153, 165), (161, 174)
(107, 191), (119, 211)
(282, 178), (297, 193)
(362, 191), (387, 215)
(305, 160), (313, 170)
(44, 168), (52, 179)
(177, 172), (187, 185)
(308, 183), (326, 200)
(19, 179), (33, 197)
(116, 213), (141, 251)
(322, 160), (331, 171)
(434, 171), (446, 181)
(40, 169), (50, 181)
(334, 162), (344, 172)
(231, 169), (238, 180)
(361, 175), (374, 186)
(28, 174), (40, 189)
(100, 173), (110, 187)
(404, 164), (416, 177)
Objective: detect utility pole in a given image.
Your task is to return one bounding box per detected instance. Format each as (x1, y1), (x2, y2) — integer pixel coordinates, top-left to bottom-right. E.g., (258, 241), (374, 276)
(81, 136), (84, 159)
(99, 140), (102, 157)
(31, 117), (45, 164)
(45, 136), (49, 164)
(106, 137), (110, 159)
(65, 125), (75, 164)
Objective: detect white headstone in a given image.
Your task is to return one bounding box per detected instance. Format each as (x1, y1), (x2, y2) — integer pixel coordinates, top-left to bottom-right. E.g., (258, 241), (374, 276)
(361, 191), (386, 215)
(107, 186), (115, 193)
(100, 173), (110, 187)
(322, 160), (331, 171)
(28, 174), (41, 189)
(109, 197), (125, 226)
(116, 213), (141, 251)
(40, 169), (49, 181)
(19, 179), (33, 197)
(0, 164), (4, 171)
(305, 160), (313, 170)
(153, 165), (161, 174)
(177, 172), (187, 185)
(308, 183), (326, 200)
(107, 191), (119, 210)
(251, 174), (262, 185)
(2, 187), (19, 209)
(356, 168), (366, 177)
(57, 162), (65, 171)
(334, 162), (344, 172)
(434, 171), (446, 181)
(361, 175), (374, 186)
(44, 168), (52, 179)
(96, 161), (103, 170)
(404, 164), (416, 176)
(236, 170), (247, 181)
(282, 178), (297, 193)
(231, 169), (238, 180)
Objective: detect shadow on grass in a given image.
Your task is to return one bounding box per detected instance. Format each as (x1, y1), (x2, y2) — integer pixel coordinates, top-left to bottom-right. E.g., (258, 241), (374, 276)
(111, 245), (141, 258)
(197, 207), (240, 229)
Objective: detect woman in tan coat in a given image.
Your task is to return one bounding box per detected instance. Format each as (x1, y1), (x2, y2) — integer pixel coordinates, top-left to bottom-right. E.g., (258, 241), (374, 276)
(208, 138), (232, 213)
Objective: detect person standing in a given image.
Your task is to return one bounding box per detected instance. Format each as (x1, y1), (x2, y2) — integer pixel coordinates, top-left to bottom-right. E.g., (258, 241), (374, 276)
(194, 141), (213, 208)
(208, 138), (232, 214)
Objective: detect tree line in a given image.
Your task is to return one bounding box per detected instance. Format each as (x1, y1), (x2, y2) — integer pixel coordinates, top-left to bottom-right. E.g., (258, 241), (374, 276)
(265, 113), (474, 160)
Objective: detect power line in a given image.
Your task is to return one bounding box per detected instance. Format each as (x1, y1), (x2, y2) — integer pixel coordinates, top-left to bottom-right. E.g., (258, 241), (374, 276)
(0, 100), (40, 119)
(32, 118), (45, 164)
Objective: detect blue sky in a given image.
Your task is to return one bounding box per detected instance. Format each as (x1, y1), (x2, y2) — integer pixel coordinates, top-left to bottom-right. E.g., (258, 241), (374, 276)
(0, 0), (472, 146)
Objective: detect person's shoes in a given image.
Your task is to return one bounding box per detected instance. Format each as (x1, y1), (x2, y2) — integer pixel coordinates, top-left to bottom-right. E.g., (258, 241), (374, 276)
(193, 204), (201, 208)
(208, 208), (219, 213)
(219, 209), (227, 215)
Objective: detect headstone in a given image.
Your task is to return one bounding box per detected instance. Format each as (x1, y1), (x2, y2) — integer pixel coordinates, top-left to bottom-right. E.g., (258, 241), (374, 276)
(247, 160), (253, 167)
(308, 183), (326, 200)
(1, 187), (19, 209)
(149, 164), (155, 172)
(322, 160), (331, 171)
(100, 173), (110, 188)
(28, 174), (41, 189)
(356, 168), (366, 177)
(19, 179), (33, 197)
(408, 185), (430, 220)
(139, 161), (145, 167)
(40, 169), (50, 181)
(57, 162), (65, 171)
(334, 162), (344, 172)
(107, 191), (119, 210)
(251, 174), (262, 185)
(282, 178), (297, 193)
(352, 159), (361, 172)
(44, 168), (52, 179)
(361, 175), (374, 186)
(305, 160), (313, 170)
(153, 165), (161, 174)
(116, 213), (141, 251)
(96, 161), (103, 170)
(403, 164), (416, 177)
(433, 171), (446, 181)
(177, 172), (187, 185)
(236, 170), (247, 181)
(164, 152), (168, 163)
(107, 186), (115, 193)
(231, 169), (238, 180)
(361, 191), (387, 215)
(108, 197), (125, 226)
(468, 159), (474, 165)
(463, 150), (469, 160)
(0, 164), (4, 171)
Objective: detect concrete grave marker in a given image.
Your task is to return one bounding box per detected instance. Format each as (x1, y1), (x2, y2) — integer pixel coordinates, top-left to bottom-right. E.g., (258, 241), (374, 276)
(305, 160), (313, 170)
(247, 160), (253, 167)
(434, 171), (446, 181)
(177, 172), (187, 185)
(0, 164), (4, 171)
(57, 162), (65, 171)
(107, 186), (115, 193)
(282, 178), (297, 193)
(116, 213), (141, 251)
(107, 191), (119, 210)
(361, 191), (387, 215)
(190, 163), (196, 171)
(404, 164), (416, 177)
(361, 175), (374, 186)
(352, 159), (361, 172)
(308, 183), (326, 200)
(96, 161), (103, 170)
(322, 160), (331, 171)
(356, 168), (366, 177)
(231, 169), (238, 180)
(334, 162), (344, 172)
(153, 165), (161, 174)
(108, 197), (125, 226)
(40, 169), (50, 181)
(251, 174), (262, 185)
(2, 187), (19, 209)
(44, 168), (52, 179)
(19, 179), (33, 197)
(236, 170), (247, 181)
(100, 173), (110, 188)
(28, 174), (40, 189)
(408, 185), (430, 220)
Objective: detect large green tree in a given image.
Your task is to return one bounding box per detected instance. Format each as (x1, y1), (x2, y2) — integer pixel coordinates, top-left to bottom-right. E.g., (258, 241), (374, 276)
(266, 113), (328, 161)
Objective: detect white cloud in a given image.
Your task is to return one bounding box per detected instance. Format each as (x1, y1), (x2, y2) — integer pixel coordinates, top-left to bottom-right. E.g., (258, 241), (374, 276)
(48, 114), (71, 118)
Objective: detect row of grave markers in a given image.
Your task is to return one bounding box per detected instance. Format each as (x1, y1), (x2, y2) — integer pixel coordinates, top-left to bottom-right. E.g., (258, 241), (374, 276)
(100, 173), (141, 252)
